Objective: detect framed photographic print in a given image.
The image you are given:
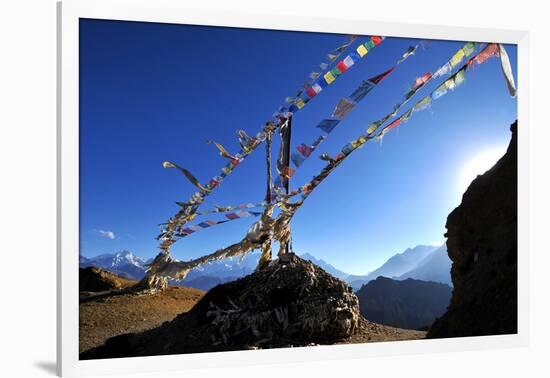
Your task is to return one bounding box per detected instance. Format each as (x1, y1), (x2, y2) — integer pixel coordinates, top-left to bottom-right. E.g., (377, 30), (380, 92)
(57, 0), (529, 376)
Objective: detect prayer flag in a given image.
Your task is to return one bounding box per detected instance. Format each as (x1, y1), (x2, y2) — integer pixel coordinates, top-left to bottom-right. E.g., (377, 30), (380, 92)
(309, 72), (320, 80)
(413, 95), (432, 111)
(371, 36), (383, 45)
(432, 82), (448, 99)
(433, 62), (452, 78)
(343, 55), (355, 68)
(225, 212), (239, 220)
(356, 44), (368, 57)
(297, 143), (314, 157)
(368, 67), (396, 85)
(332, 97), (357, 118)
(341, 143), (355, 155)
(316, 119), (341, 133)
(386, 118), (401, 131)
(450, 49), (466, 67)
(474, 43), (499, 64)
(311, 83), (323, 94)
(462, 42), (477, 57)
(454, 67), (467, 88)
(349, 80), (375, 102)
(337, 60), (349, 73)
(498, 44), (517, 97)
(319, 62), (329, 70)
(398, 45), (417, 63)
(291, 152), (306, 167)
(348, 52), (361, 63)
(367, 121), (381, 134)
(323, 71), (336, 84)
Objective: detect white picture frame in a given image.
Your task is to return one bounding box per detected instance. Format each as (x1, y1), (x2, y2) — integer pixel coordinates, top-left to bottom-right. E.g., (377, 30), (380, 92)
(57, 0), (530, 376)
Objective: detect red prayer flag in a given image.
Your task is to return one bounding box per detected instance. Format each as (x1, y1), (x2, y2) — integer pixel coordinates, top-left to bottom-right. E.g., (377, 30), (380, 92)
(336, 61), (348, 73)
(371, 36), (383, 45)
(386, 118), (401, 131)
(306, 87), (317, 98)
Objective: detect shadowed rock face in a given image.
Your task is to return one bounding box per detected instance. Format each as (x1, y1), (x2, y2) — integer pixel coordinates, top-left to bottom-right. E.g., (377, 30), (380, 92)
(80, 254), (360, 359)
(428, 121), (518, 338)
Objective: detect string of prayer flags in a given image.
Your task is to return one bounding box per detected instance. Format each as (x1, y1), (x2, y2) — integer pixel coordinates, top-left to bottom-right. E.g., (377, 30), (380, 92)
(174, 210), (262, 238)
(162, 161), (209, 192)
(287, 35), (386, 114)
(433, 42), (478, 79)
(374, 43), (504, 142)
(284, 43), (421, 175)
(192, 201), (267, 216)
(498, 44), (517, 97)
(371, 42), (481, 138)
(277, 41), (516, 227)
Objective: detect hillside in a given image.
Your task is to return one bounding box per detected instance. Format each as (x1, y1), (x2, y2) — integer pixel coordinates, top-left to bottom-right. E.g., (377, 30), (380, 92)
(356, 276), (452, 330)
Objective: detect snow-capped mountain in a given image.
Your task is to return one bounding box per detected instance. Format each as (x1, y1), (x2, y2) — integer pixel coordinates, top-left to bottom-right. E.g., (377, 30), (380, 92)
(80, 250), (261, 289)
(80, 250), (147, 280)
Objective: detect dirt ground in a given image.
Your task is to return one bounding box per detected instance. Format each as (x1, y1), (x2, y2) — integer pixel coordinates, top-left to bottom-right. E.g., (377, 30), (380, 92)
(344, 318), (426, 344)
(79, 286), (205, 353)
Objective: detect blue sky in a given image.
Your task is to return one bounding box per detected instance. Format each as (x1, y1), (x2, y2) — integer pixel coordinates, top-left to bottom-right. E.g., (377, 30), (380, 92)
(79, 19), (517, 275)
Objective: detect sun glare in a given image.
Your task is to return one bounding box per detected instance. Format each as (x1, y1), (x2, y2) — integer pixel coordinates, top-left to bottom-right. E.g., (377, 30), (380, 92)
(459, 146), (507, 195)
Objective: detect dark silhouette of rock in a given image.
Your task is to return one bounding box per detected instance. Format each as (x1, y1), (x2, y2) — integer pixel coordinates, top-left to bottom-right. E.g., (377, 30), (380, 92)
(428, 121), (518, 338)
(80, 254), (360, 359)
(356, 276), (451, 330)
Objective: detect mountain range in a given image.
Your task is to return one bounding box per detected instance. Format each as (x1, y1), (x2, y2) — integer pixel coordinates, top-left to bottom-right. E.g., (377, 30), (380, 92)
(80, 244), (451, 291)
(356, 276), (452, 330)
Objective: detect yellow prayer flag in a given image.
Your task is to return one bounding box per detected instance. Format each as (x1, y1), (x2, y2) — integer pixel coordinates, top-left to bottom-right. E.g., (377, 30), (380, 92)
(357, 44), (368, 57)
(367, 124), (378, 134)
(324, 71), (336, 84)
(296, 98), (305, 109)
(450, 49), (465, 67)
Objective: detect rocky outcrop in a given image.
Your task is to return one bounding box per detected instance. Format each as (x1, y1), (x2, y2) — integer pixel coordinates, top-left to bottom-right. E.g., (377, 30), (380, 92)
(428, 121), (518, 338)
(80, 253), (360, 359)
(356, 276), (451, 330)
(79, 267), (136, 292)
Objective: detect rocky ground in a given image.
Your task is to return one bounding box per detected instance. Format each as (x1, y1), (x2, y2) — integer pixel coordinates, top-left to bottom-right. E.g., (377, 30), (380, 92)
(80, 255), (425, 359)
